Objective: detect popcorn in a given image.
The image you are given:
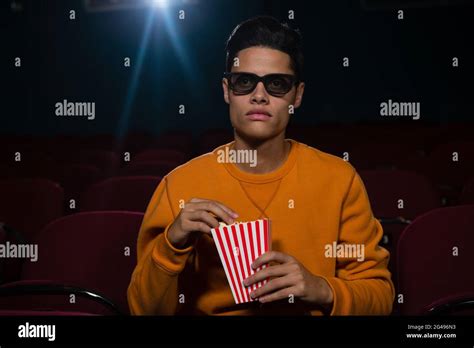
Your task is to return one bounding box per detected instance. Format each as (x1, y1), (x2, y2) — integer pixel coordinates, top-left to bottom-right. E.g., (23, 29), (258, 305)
(211, 219), (271, 304)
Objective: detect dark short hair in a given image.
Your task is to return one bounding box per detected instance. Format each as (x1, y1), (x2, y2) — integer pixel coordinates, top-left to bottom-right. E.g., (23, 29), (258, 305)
(225, 16), (304, 81)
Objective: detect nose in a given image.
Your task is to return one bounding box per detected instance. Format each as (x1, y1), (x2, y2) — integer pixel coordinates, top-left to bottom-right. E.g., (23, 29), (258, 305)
(250, 81), (269, 104)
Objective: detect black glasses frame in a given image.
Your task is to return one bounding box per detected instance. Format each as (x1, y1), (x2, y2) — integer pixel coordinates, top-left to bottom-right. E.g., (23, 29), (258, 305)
(223, 72), (299, 97)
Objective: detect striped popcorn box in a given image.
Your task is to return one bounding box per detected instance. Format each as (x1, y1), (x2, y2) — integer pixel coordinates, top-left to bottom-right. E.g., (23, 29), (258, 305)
(210, 219), (271, 304)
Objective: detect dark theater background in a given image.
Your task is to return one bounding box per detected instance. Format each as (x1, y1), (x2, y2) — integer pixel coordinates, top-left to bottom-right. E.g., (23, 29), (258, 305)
(1, 0), (474, 337)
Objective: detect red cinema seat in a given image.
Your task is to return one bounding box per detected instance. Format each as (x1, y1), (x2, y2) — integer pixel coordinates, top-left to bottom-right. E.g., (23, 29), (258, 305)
(119, 160), (178, 177)
(51, 164), (104, 207)
(149, 131), (194, 154)
(0, 179), (64, 282)
(0, 211), (144, 315)
(0, 178), (64, 242)
(198, 129), (234, 155)
(360, 170), (439, 219)
(349, 142), (423, 171)
(428, 141), (474, 188)
(460, 177), (474, 204)
(397, 205), (474, 315)
(82, 134), (116, 151)
(132, 149), (188, 164)
(0, 150), (57, 179)
(359, 169), (440, 298)
(119, 132), (153, 154)
(80, 176), (161, 212)
(58, 149), (120, 176)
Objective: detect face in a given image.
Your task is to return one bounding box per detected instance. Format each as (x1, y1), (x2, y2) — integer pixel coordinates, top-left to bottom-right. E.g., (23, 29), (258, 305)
(222, 47), (305, 142)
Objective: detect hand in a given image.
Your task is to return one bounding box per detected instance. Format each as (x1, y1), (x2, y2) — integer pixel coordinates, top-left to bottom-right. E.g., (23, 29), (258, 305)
(167, 198), (238, 249)
(243, 251), (334, 308)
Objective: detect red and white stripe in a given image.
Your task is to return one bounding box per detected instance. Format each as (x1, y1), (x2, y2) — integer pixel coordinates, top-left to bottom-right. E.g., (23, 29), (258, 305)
(211, 218), (271, 304)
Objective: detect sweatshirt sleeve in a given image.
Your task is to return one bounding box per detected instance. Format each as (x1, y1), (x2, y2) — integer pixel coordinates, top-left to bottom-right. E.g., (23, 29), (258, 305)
(127, 177), (195, 315)
(318, 171), (395, 315)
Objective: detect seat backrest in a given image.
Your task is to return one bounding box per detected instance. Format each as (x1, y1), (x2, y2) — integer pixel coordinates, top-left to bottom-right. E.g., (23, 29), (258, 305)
(460, 177), (474, 204)
(397, 205), (474, 315)
(21, 211), (144, 314)
(198, 129), (233, 155)
(0, 178), (64, 242)
(80, 176), (161, 212)
(360, 169), (439, 219)
(428, 141), (474, 186)
(149, 131), (194, 154)
(133, 149), (188, 164)
(0, 150), (57, 179)
(52, 164), (103, 199)
(67, 150), (120, 176)
(350, 142), (423, 170)
(119, 161), (177, 177)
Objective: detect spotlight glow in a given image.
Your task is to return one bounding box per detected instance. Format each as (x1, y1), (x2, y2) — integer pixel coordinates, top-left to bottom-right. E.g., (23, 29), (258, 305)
(152, 0), (168, 8)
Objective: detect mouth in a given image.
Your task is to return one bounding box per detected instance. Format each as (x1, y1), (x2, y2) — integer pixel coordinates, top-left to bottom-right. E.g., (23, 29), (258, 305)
(245, 110), (272, 121)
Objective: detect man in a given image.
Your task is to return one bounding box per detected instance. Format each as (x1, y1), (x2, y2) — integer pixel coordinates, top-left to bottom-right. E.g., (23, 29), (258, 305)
(127, 16), (394, 315)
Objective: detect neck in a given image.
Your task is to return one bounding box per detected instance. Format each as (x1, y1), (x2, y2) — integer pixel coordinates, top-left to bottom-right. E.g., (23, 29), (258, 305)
(231, 132), (291, 174)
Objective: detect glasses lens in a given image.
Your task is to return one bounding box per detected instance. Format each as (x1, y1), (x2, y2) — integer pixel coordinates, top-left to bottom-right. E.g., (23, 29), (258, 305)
(231, 73), (257, 94)
(265, 75), (294, 95)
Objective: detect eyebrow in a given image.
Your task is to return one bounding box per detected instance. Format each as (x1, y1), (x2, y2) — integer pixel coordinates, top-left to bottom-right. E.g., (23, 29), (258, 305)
(229, 71), (295, 76)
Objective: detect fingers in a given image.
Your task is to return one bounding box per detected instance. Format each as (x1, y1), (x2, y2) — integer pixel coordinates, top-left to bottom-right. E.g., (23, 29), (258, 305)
(190, 198), (238, 219)
(243, 263), (293, 287)
(258, 286), (299, 303)
(187, 220), (213, 234)
(175, 198), (239, 238)
(252, 251), (294, 269)
(187, 210), (219, 230)
(250, 275), (297, 300)
(188, 199), (237, 225)
(169, 198), (239, 246)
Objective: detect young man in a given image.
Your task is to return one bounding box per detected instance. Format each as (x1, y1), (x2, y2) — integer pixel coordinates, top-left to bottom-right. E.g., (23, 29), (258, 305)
(127, 16), (394, 315)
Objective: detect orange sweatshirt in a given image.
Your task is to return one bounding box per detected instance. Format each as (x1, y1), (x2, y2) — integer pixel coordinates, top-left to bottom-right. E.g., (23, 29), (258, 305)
(127, 139), (395, 315)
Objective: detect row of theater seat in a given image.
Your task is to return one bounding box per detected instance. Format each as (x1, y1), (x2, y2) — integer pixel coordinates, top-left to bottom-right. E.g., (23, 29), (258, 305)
(2, 167), (474, 240)
(1, 125), (473, 315)
(2, 145), (473, 200)
(1, 127), (473, 204)
(0, 206), (472, 316)
(1, 125), (473, 157)
(0, 211), (143, 315)
(2, 122), (472, 154)
(2, 168), (473, 295)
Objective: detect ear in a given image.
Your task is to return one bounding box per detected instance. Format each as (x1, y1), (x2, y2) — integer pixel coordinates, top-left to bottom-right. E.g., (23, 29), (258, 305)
(293, 82), (305, 109)
(222, 78), (230, 105)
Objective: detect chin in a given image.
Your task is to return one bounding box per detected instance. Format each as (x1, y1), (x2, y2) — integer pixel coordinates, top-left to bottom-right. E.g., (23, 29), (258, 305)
(235, 124), (280, 143)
